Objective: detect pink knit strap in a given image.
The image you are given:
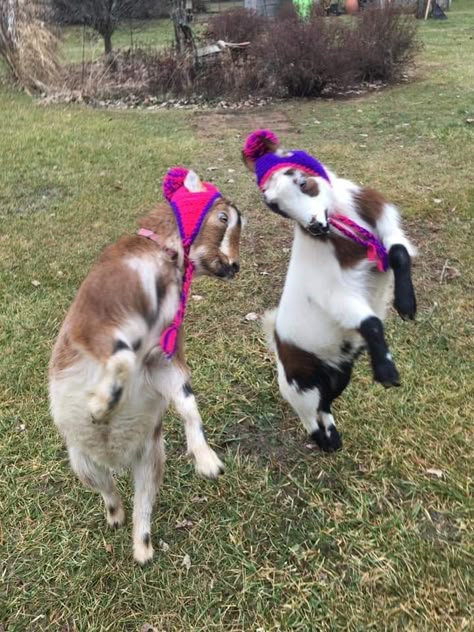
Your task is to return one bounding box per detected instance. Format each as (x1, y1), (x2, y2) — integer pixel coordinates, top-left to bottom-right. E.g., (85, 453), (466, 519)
(159, 255), (195, 359)
(329, 214), (389, 272)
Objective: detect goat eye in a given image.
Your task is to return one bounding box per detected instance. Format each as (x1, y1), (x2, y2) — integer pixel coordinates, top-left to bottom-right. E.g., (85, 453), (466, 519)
(218, 212), (228, 224)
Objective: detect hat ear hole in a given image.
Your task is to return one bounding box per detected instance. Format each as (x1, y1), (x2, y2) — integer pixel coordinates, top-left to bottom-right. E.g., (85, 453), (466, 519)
(184, 170), (205, 193)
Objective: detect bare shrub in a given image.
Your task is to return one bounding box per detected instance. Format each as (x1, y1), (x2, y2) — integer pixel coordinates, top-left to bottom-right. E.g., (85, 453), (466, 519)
(354, 7), (420, 82)
(254, 18), (353, 97)
(206, 8), (267, 44)
(0, 0), (61, 93)
(65, 5), (418, 103)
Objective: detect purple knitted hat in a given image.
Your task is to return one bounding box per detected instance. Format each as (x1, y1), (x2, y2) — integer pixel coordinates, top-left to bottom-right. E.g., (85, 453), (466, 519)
(243, 129), (331, 188)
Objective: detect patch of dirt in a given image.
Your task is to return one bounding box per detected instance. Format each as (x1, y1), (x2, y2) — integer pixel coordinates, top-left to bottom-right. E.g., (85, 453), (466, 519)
(221, 418), (307, 466)
(419, 510), (461, 544)
(194, 109), (297, 140)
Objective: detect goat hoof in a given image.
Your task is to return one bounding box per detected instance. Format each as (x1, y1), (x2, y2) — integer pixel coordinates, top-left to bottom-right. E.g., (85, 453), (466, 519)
(373, 358), (400, 387)
(394, 293), (417, 321)
(311, 426), (342, 452)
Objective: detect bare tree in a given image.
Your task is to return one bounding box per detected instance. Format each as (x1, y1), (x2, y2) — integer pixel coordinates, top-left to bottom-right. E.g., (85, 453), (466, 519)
(51, 0), (138, 57)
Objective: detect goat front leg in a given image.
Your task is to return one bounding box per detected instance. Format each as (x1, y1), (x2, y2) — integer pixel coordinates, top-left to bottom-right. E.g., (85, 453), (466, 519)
(173, 382), (224, 479)
(389, 244), (417, 321)
(327, 293), (400, 387)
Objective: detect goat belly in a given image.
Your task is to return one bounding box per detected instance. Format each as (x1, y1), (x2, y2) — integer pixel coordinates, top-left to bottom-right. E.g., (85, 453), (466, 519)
(275, 332), (357, 397)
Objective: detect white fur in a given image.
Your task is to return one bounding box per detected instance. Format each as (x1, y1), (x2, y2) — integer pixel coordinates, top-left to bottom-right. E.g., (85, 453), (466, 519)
(50, 241), (226, 564)
(262, 166), (416, 442)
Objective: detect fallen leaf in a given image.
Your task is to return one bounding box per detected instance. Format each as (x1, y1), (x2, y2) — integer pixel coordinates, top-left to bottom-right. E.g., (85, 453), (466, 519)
(244, 312), (259, 322)
(433, 198), (442, 204)
(175, 518), (193, 529)
(141, 625), (158, 632)
(31, 280), (41, 287)
(182, 553), (191, 570)
(192, 294), (204, 301)
(466, 118), (474, 124)
(159, 539), (170, 552)
(191, 495), (208, 503)
(426, 468), (445, 479)
(103, 541), (113, 553)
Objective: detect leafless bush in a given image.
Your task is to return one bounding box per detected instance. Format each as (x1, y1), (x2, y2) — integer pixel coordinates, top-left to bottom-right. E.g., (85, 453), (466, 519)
(64, 5), (419, 102)
(206, 8), (267, 44)
(0, 0), (61, 93)
(354, 7), (420, 82)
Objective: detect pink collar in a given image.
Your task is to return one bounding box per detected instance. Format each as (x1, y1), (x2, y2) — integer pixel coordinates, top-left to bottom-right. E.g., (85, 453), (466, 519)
(137, 228), (178, 261)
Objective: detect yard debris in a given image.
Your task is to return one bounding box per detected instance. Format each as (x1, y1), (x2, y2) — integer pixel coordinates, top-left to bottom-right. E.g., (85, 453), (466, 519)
(181, 553), (192, 570)
(425, 468), (445, 479)
(244, 312), (259, 322)
(192, 294), (204, 301)
(175, 518), (194, 529)
(191, 495), (208, 503)
(31, 279), (41, 287)
(159, 539), (170, 552)
(141, 625), (159, 632)
(439, 259), (461, 284)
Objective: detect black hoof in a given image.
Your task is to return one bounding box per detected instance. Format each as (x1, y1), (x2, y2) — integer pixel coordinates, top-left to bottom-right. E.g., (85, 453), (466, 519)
(311, 426), (342, 452)
(394, 292), (417, 321)
(373, 358), (400, 388)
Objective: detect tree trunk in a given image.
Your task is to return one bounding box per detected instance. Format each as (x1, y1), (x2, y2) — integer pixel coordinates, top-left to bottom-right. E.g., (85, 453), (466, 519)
(104, 30), (113, 56)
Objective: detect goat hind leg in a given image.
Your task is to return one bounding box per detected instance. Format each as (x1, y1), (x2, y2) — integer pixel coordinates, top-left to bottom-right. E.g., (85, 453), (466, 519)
(68, 446), (125, 528)
(277, 364), (341, 452)
(132, 422), (166, 565)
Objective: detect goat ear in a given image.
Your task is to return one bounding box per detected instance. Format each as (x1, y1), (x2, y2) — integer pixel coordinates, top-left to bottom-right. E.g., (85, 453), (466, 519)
(184, 170), (206, 193)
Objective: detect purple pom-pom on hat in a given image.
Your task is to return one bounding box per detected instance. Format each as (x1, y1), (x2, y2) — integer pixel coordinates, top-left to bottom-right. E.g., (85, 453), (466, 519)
(163, 166), (189, 202)
(243, 129), (279, 163)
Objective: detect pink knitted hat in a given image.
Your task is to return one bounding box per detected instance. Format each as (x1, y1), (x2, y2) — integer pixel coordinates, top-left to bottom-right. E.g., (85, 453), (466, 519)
(159, 167), (222, 358)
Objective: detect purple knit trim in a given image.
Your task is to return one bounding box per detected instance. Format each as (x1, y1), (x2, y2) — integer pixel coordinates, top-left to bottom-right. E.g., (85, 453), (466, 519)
(163, 166), (188, 202)
(330, 214), (389, 272)
(256, 151), (331, 188)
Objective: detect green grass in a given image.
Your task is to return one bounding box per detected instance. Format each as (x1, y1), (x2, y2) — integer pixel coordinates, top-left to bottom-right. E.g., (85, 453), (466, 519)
(60, 19), (175, 64)
(1, 2), (474, 630)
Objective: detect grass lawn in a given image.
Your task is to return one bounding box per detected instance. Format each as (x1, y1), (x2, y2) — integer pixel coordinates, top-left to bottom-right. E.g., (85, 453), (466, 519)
(59, 1), (243, 64)
(1, 1), (473, 630)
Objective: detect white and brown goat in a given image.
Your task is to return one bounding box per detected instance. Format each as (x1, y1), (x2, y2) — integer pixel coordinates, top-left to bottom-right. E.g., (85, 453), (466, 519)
(49, 171), (241, 564)
(243, 135), (417, 452)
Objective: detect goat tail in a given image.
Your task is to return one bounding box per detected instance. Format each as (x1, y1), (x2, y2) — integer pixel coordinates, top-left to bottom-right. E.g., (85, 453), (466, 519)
(87, 348), (136, 423)
(262, 308), (278, 353)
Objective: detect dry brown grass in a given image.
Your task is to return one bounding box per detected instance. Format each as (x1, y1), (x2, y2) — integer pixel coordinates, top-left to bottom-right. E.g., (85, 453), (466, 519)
(0, 0), (61, 93)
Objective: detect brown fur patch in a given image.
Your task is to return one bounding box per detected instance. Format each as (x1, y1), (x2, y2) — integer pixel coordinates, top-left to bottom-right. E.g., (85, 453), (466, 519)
(301, 178), (320, 197)
(50, 204), (183, 374)
(193, 198), (241, 274)
(275, 332), (321, 386)
(354, 188), (386, 227)
(330, 234), (367, 268)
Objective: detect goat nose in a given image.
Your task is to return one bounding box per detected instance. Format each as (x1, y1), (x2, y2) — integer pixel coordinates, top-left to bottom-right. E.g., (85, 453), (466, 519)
(231, 262), (240, 274)
(308, 218), (330, 236)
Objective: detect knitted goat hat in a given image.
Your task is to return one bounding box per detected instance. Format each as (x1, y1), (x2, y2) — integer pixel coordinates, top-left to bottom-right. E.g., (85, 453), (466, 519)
(159, 167), (222, 358)
(243, 129), (331, 188)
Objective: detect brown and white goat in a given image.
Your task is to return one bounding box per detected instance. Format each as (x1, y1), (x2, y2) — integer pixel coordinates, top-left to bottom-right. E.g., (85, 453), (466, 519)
(49, 171), (241, 564)
(243, 134), (417, 452)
